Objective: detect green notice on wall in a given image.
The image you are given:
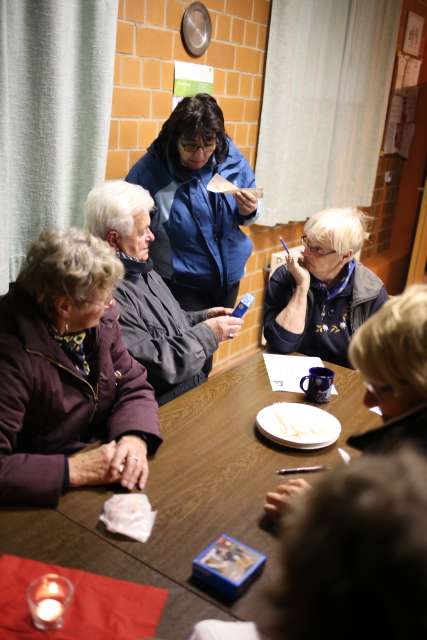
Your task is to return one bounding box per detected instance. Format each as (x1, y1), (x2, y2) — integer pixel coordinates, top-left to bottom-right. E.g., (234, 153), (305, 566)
(174, 79), (213, 97)
(173, 61), (214, 99)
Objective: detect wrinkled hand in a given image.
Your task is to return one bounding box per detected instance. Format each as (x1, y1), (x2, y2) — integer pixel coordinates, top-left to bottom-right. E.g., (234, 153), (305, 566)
(110, 435), (149, 491)
(68, 441), (120, 488)
(206, 306), (233, 318)
(203, 315), (244, 341)
(285, 251), (310, 289)
(234, 190), (257, 216)
(264, 478), (311, 518)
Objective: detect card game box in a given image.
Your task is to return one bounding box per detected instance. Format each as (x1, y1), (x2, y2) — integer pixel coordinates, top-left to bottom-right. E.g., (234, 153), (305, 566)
(192, 534), (267, 600)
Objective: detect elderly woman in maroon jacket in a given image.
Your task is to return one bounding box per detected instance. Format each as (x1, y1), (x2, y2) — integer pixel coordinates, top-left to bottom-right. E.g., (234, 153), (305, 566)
(0, 228), (161, 507)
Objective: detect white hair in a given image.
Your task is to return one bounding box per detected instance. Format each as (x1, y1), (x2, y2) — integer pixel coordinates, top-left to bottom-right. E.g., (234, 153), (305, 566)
(304, 208), (369, 255)
(84, 180), (154, 239)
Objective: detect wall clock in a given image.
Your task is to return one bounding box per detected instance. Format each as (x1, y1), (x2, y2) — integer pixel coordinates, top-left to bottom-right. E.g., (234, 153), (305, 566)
(181, 2), (212, 57)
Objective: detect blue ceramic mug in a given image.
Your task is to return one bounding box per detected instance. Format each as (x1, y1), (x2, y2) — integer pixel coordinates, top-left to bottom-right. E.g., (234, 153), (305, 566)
(299, 367), (335, 404)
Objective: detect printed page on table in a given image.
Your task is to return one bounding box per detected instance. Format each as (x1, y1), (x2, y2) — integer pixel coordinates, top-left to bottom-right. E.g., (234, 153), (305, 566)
(263, 354), (338, 394)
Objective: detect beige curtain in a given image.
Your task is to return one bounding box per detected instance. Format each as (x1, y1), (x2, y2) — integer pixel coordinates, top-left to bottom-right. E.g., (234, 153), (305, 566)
(0, 0), (118, 293)
(255, 0), (402, 226)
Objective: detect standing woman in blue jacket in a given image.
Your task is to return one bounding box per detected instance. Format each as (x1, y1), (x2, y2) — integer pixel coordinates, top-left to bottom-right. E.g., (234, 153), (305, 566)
(126, 93), (260, 310)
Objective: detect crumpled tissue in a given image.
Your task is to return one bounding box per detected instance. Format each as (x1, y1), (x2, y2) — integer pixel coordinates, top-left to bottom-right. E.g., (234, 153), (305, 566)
(100, 493), (156, 543)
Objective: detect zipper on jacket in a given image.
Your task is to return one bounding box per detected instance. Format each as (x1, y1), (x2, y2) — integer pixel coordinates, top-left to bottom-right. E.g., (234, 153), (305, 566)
(26, 348), (99, 423)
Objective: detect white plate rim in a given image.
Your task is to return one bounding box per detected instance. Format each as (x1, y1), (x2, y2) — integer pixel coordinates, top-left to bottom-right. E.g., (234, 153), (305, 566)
(256, 402), (341, 449)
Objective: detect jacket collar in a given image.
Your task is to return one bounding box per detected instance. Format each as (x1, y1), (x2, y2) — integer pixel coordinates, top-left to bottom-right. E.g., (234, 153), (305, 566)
(347, 403), (427, 453)
(4, 284), (113, 370)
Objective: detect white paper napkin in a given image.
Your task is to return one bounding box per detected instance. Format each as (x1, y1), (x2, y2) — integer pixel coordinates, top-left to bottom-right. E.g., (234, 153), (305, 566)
(100, 493), (156, 543)
(188, 620), (260, 640)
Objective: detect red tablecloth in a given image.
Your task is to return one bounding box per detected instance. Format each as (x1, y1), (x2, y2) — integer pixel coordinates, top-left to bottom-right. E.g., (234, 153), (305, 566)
(0, 554), (168, 639)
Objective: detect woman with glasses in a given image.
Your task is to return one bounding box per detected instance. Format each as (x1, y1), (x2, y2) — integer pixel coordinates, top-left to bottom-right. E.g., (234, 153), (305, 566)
(263, 207), (387, 367)
(0, 228), (161, 506)
(347, 284), (427, 454)
(125, 93), (260, 310)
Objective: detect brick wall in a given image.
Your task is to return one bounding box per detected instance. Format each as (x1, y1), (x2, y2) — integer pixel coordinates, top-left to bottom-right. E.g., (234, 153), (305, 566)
(107, 0), (278, 371)
(106, 0), (411, 372)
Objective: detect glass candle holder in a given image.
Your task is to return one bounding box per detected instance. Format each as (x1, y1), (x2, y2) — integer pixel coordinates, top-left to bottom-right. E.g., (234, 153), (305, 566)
(26, 573), (74, 631)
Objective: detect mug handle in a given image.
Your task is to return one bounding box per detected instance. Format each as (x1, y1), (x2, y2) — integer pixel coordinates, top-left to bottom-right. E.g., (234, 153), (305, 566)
(300, 375), (310, 393)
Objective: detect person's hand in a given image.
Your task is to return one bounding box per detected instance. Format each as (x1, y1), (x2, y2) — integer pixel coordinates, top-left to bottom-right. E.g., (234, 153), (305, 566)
(234, 190), (257, 216)
(206, 306), (233, 318)
(68, 441), (120, 488)
(110, 435), (149, 491)
(203, 315), (244, 341)
(264, 478), (311, 518)
(285, 251), (310, 290)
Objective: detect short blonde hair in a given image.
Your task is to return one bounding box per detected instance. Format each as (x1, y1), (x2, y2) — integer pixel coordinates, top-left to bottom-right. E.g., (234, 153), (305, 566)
(304, 208), (368, 255)
(85, 180), (154, 239)
(17, 228), (124, 314)
(349, 284), (427, 400)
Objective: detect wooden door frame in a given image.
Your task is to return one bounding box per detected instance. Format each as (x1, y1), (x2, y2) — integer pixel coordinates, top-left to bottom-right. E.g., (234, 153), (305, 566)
(406, 178), (427, 285)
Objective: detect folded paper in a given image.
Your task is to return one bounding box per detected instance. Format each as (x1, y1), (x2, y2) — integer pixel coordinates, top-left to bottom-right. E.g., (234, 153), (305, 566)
(207, 174), (263, 199)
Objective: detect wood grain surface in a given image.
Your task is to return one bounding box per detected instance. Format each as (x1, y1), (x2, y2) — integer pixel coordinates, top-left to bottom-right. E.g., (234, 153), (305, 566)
(55, 352), (382, 633)
(0, 508), (238, 639)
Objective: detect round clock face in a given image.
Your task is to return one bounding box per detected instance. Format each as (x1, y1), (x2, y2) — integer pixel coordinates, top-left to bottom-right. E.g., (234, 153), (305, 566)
(181, 2), (212, 57)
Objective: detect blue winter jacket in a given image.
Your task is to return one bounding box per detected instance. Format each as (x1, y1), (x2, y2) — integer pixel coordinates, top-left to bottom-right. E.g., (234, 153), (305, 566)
(125, 138), (260, 290)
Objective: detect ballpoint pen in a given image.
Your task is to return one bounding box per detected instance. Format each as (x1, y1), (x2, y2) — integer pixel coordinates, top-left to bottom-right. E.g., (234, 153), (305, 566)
(276, 465), (327, 475)
(279, 237), (290, 255)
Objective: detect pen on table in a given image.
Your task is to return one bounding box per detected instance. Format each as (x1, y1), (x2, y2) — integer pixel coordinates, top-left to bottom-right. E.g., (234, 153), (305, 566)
(276, 465), (327, 475)
(279, 237), (290, 255)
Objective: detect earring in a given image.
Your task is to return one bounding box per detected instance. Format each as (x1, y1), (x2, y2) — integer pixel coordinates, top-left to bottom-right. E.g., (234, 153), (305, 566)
(64, 322), (69, 333)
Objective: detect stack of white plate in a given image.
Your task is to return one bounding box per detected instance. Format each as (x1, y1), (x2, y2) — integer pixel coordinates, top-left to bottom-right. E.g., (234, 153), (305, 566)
(256, 402), (341, 450)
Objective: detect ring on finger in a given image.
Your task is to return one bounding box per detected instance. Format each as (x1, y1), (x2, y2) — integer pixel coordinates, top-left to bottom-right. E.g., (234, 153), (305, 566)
(229, 333), (234, 339)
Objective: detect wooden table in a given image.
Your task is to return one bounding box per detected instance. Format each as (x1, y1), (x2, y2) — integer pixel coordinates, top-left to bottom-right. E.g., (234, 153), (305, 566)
(0, 352), (382, 638)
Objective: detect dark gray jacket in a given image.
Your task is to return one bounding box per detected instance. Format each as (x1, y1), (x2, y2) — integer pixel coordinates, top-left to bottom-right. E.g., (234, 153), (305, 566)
(114, 258), (219, 404)
(264, 261), (387, 367)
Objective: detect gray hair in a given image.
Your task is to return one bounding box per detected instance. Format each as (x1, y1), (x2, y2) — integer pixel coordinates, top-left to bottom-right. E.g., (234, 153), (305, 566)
(304, 208), (369, 255)
(84, 180), (155, 240)
(349, 284), (427, 400)
(17, 227), (124, 314)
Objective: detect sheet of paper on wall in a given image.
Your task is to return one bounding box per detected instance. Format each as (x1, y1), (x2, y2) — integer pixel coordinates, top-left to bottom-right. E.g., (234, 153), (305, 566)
(263, 354), (338, 394)
(173, 61), (214, 109)
(383, 95), (404, 154)
(207, 174), (264, 199)
(395, 53), (422, 91)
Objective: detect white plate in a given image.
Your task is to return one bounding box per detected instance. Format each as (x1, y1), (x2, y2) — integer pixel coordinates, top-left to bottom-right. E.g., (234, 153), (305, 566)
(256, 402), (341, 450)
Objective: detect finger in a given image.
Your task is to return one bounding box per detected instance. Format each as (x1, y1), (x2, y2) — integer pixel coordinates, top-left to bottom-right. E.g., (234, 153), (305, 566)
(110, 446), (127, 473)
(121, 454), (142, 489)
(264, 502), (284, 518)
(137, 459), (149, 490)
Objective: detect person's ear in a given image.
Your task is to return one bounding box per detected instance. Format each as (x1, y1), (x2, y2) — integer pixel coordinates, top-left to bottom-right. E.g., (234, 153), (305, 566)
(53, 296), (73, 321)
(341, 250), (353, 263)
(106, 229), (121, 250)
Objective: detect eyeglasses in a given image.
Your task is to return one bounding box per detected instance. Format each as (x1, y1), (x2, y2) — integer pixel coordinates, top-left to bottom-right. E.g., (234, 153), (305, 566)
(84, 296), (115, 310)
(179, 139), (216, 154)
(363, 381), (394, 399)
(301, 235), (336, 257)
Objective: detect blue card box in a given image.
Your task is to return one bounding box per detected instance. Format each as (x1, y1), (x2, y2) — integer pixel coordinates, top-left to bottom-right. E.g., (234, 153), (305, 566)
(192, 533), (267, 600)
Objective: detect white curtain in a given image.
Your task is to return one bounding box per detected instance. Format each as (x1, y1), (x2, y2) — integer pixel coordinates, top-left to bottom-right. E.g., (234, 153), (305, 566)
(0, 0), (118, 293)
(255, 0), (402, 226)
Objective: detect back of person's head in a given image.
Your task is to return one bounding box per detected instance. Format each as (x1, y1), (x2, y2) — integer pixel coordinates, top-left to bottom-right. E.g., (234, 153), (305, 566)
(304, 207), (368, 255)
(17, 227), (123, 315)
(274, 448), (427, 640)
(85, 180), (154, 240)
(157, 93), (228, 163)
(349, 284), (427, 401)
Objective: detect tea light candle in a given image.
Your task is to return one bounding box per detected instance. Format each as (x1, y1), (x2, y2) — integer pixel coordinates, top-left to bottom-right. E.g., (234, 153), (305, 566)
(36, 598), (63, 623)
